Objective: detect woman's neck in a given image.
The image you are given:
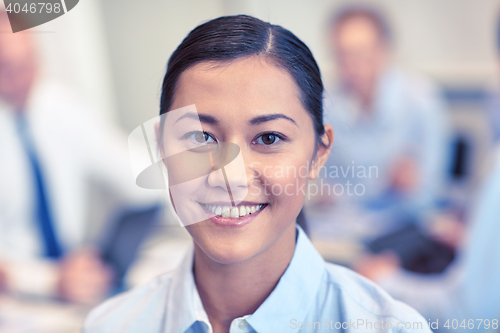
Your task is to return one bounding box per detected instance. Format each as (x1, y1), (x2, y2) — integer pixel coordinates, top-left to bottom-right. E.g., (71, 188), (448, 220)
(193, 222), (296, 333)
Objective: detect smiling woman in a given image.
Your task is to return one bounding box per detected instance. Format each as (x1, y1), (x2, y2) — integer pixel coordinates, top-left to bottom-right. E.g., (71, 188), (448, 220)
(83, 15), (431, 333)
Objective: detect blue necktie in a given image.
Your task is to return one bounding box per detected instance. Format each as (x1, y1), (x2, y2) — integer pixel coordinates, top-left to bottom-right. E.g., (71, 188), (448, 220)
(16, 112), (63, 259)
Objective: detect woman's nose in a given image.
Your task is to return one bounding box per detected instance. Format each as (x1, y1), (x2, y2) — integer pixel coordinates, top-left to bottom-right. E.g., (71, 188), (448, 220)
(207, 142), (258, 203)
(207, 153), (248, 201)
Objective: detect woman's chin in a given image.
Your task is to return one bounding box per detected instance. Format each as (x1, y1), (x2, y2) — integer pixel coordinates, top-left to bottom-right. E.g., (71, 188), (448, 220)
(203, 242), (259, 265)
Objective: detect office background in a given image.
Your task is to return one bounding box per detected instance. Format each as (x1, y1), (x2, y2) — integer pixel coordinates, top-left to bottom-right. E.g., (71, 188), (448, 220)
(34, 0), (499, 200)
(1, 0), (500, 332)
(35, 0), (500, 126)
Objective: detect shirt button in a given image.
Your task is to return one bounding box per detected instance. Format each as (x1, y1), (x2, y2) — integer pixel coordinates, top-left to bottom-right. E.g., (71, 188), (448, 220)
(238, 320), (248, 329)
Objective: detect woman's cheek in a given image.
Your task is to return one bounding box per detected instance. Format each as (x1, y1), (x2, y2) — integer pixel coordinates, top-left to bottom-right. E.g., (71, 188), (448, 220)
(260, 157), (311, 206)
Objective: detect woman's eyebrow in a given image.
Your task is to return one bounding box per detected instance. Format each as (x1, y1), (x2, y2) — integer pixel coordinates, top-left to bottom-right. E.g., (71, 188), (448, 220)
(249, 114), (298, 126)
(175, 112), (219, 125)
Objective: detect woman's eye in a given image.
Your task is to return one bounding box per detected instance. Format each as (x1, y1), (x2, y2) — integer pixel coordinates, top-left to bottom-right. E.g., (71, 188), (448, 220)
(255, 133), (282, 145)
(189, 131), (215, 144)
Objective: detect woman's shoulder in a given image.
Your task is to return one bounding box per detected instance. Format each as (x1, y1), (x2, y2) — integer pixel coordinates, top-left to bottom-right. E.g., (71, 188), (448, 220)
(82, 272), (174, 333)
(318, 262), (430, 332)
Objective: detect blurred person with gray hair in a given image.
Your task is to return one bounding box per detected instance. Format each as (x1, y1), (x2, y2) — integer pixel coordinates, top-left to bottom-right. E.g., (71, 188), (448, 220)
(0, 11), (157, 304)
(351, 11), (500, 329)
(310, 5), (452, 273)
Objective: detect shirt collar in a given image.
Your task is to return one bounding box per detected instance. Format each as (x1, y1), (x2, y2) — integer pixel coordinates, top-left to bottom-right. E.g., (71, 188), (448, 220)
(246, 226), (325, 332)
(163, 225), (326, 333)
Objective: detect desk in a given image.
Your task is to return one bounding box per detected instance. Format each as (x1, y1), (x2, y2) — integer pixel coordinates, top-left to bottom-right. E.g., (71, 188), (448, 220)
(0, 295), (88, 333)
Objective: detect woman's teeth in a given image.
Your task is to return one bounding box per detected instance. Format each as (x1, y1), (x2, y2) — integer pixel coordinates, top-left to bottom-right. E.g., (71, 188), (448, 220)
(202, 203), (264, 218)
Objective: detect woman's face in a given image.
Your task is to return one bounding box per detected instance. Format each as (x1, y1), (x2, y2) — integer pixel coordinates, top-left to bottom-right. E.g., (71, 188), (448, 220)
(162, 56), (331, 264)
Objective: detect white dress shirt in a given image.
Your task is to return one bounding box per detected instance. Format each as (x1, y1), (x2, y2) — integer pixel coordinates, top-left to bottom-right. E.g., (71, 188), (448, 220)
(0, 78), (158, 295)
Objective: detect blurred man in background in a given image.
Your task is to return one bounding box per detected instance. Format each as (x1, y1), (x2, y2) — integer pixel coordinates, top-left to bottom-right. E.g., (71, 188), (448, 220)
(351, 12), (500, 327)
(0, 11), (157, 304)
(308, 5), (452, 273)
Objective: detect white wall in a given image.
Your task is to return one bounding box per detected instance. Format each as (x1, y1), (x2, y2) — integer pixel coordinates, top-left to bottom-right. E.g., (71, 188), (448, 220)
(222, 0), (500, 86)
(29, 0), (117, 121)
(99, 0), (225, 131)
(96, 0), (500, 130)
(15, 0), (500, 128)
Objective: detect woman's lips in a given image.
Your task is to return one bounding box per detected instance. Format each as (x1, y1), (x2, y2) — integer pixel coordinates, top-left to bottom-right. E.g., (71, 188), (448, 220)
(198, 202), (268, 227)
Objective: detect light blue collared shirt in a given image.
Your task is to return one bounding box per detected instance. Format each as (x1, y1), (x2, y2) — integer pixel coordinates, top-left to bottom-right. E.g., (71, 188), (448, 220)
(83, 226), (431, 332)
(460, 155), (500, 320)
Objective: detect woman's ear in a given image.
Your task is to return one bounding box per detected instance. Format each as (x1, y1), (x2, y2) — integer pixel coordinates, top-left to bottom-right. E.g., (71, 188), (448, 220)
(309, 124), (334, 180)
